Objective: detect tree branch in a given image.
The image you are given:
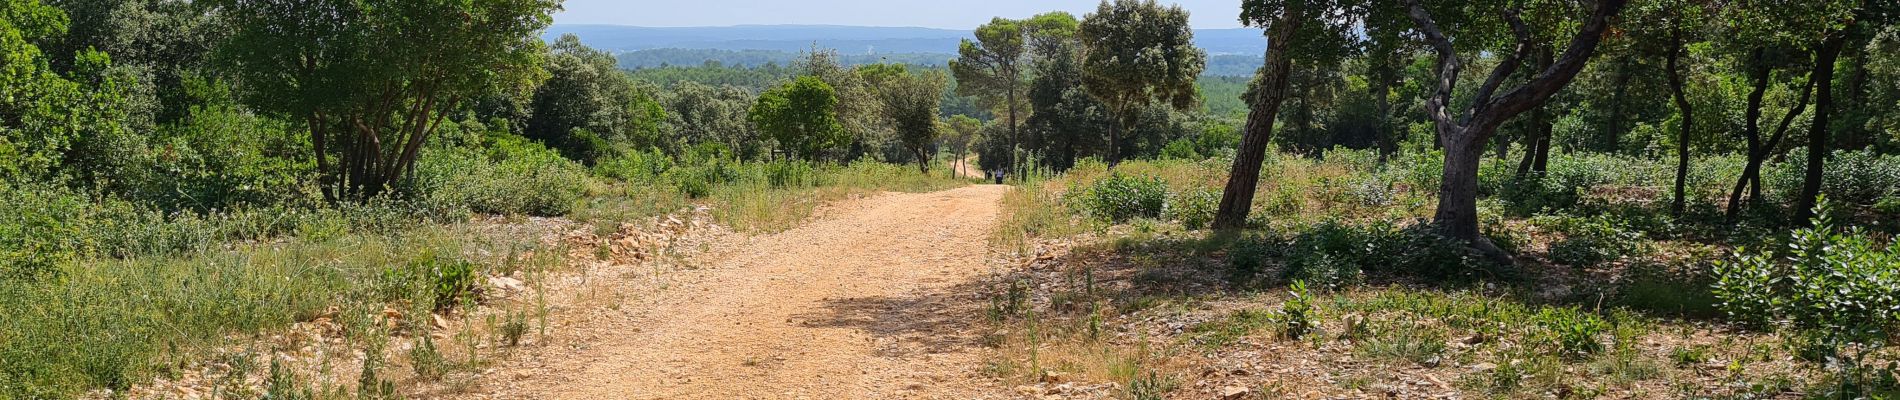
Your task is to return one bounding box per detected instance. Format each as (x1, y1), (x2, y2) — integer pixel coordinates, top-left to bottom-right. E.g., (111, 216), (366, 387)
(1404, 0), (1461, 139)
(1472, 7), (1533, 116)
(1471, 0), (1630, 135)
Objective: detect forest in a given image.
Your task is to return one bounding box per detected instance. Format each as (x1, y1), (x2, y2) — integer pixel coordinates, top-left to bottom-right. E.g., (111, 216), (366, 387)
(3, 0), (1900, 398)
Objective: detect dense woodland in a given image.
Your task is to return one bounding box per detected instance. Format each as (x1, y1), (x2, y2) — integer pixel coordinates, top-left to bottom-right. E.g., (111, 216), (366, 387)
(4, 0), (1900, 398)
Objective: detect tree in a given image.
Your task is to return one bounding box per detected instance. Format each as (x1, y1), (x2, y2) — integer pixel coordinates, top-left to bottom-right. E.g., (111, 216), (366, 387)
(951, 17), (1028, 176)
(1405, 0), (1630, 261)
(1794, 22), (1852, 226)
(796, 47), (878, 161)
(750, 76), (845, 161)
(214, 0), (559, 201)
(1023, 14), (1109, 172)
(526, 34), (667, 164)
(863, 64), (948, 173)
(1, 0), (139, 184)
(1623, 0), (1710, 216)
(665, 81), (761, 160)
(1212, 0), (1361, 230)
(944, 114), (982, 176)
(43, 0), (217, 125)
(2, 0), (81, 180)
(1078, 0), (1206, 164)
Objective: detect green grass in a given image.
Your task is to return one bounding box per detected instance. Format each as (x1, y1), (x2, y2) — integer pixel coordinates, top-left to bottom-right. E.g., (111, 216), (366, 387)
(0, 221), (564, 398)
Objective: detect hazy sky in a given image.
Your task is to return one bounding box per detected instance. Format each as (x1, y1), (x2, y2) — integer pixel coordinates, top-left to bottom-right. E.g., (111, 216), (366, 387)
(553, 0), (1249, 29)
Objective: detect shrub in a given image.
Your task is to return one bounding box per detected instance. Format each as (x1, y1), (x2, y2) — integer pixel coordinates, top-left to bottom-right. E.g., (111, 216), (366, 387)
(1542, 216), (1645, 268)
(412, 135), (589, 216)
(426, 256), (478, 311)
(0, 183), (90, 280)
(1159, 139), (1201, 160)
(1283, 221), (1375, 290)
(1281, 280), (1315, 339)
(764, 160), (815, 188)
(1876, 195), (1900, 216)
(1772, 148), (1900, 205)
(593, 148), (672, 182)
(1077, 174), (1169, 224)
(1163, 187), (1219, 230)
(1536, 307), (1608, 358)
(1714, 197), (1900, 339)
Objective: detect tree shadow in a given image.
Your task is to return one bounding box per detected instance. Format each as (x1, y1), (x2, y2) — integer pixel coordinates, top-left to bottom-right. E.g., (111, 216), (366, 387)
(791, 277), (998, 358)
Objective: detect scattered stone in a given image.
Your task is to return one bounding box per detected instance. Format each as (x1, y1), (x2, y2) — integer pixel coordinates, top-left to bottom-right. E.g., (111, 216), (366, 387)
(1220, 385), (1253, 399)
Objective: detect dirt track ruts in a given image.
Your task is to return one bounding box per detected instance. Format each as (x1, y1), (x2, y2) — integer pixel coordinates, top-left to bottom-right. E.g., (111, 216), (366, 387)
(479, 185), (1014, 400)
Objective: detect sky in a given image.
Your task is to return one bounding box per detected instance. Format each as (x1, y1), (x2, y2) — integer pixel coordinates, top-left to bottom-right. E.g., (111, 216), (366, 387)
(552, 0), (1249, 30)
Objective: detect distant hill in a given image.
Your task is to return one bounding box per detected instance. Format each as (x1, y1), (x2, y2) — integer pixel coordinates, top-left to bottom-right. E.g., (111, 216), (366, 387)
(548, 24), (1267, 55)
(545, 25), (972, 54)
(617, 49), (956, 69)
(549, 24), (1267, 76)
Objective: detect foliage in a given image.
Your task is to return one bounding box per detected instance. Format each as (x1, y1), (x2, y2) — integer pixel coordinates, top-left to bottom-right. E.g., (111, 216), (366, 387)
(662, 81), (762, 159)
(1281, 280), (1314, 339)
(1535, 307), (1609, 358)
(424, 255), (477, 311)
(1077, 0), (1206, 160)
(527, 34), (668, 163)
(213, 0), (559, 199)
(750, 76), (845, 161)
(410, 134), (589, 217)
(863, 64), (948, 172)
(1714, 198), (1900, 340)
(1076, 173), (1169, 224)
(1163, 187), (1219, 230)
(1772, 148), (1900, 205)
(1540, 215), (1646, 268)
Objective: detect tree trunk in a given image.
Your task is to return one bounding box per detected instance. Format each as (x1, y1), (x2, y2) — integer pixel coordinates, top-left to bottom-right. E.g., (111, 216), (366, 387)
(1666, 28), (1693, 216)
(1729, 66), (1814, 218)
(1727, 49), (1772, 219)
(1794, 28), (1848, 225)
(1212, 13), (1301, 231)
(1407, 0), (1626, 263)
(1105, 109), (1120, 165)
(1436, 135), (1485, 240)
(1007, 85), (1020, 179)
(1604, 57), (1633, 153)
(1373, 67), (1397, 162)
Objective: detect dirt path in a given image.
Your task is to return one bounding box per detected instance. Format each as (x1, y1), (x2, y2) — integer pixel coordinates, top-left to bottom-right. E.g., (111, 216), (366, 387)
(473, 185), (1013, 400)
(951, 156), (985, 179)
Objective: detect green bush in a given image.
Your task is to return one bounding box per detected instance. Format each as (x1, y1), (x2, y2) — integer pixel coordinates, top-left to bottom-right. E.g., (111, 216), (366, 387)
(1540, 215), (1645, 268)
(1536, 307), (1608, 357)
(1771, 148), (1900, 205)
(1077, 174), (1169, 224)
(1281, 280), (1315, 339)
(411, 134), (590, 216)
(1163, 187), (1219, 230)
(1282, 221), (1375, 290)
(1159, 139), (1201, 160)
(1714, 198), (1900, 339)
(426, 256), (478, 311)
(593, 148), (673, 182)
(133, 104), (317, 213)
(765, 160), (815, 188)
(1877, 195), (1900, 216)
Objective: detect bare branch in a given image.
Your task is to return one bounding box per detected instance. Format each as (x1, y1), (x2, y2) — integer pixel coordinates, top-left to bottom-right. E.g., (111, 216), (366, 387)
(1472, 0), (1630, 135)
(1472, 8), (1533, 114)
(1404, 0), (1460, 136)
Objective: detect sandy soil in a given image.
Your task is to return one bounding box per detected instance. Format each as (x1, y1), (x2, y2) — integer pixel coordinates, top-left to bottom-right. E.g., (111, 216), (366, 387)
(464, 185), (1015, 400)
(951, 156), (985, 180)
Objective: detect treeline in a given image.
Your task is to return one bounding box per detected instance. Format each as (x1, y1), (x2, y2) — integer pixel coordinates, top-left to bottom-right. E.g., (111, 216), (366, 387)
(617, 48), (955, 69)
(615, 48), (1270, 77)
(1203, 0), (1900, 254)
